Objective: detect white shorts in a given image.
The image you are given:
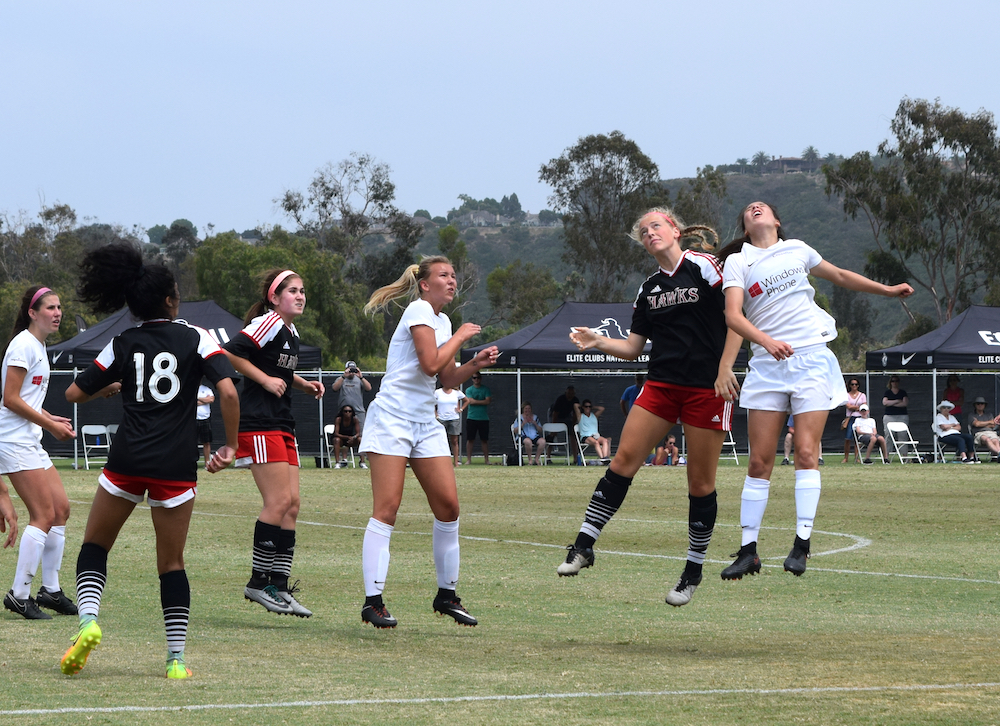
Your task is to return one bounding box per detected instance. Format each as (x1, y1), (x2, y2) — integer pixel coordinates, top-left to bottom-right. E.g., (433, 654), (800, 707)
(0, 441), (53, 474)
(740, 344), (848, 415)
(359, 401), (451, 459)
(974, 430), (999, 446)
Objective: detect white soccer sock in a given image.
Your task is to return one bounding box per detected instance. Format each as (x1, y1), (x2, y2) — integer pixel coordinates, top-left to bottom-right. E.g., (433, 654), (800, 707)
(41, 525), (66, 591)
(432, 518), (460, 590)
(794, 469), (822, 540)
(12, 525), (47, 599)
(362, 518), (393, 597)
(740, 476), (771, 546)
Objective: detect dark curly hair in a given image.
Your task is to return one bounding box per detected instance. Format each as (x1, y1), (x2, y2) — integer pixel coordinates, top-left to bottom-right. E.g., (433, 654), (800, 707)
(77, 242), (177, 320)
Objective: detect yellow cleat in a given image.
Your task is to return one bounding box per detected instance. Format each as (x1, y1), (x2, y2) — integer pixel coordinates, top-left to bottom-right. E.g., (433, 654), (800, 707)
(60, 620), (102, 676)
(166, 658), (192, 679)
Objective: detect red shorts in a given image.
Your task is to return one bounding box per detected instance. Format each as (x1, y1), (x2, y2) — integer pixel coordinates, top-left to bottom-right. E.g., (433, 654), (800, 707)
(99, 469), (195, 508)
(634, 380), (733, 431)
(235, 431), (300, 468)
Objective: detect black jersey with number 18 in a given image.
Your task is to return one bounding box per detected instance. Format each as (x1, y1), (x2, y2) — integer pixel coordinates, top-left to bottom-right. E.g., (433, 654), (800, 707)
(73, 319), (236, 483)
(223, 311), (300, 435)
(630, 250), (727, 390)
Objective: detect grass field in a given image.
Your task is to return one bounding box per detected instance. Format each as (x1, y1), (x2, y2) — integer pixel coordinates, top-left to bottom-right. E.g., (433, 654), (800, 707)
(1, 459), (999, 725)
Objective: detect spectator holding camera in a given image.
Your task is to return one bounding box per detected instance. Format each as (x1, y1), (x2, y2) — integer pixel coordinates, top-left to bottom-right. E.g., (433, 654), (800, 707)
(333, 361), (372, 465)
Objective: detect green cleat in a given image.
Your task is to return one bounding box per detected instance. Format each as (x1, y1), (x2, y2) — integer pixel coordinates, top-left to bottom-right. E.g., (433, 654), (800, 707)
(166, 657), (192, 679)
(60, 620), (102, 675)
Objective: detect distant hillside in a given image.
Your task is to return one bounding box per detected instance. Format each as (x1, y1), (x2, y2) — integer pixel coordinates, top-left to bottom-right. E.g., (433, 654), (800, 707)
(418, 172), (936, 347)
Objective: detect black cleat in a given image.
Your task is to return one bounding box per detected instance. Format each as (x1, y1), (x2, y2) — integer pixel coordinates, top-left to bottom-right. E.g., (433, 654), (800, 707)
(35, 587), (78, 615)
(3, 590), (52, 620)
(556, 545), (595, 576)
(432, 592), (478, 626)
(720, 543), (761, 580)
(361, 602), (398, 629)
(783, 536), (810, 576)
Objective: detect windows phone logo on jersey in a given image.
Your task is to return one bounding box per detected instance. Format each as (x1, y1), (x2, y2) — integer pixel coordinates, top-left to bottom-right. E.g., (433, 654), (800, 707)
(749, 282), (763, 298)
(31, 375), (43, 385)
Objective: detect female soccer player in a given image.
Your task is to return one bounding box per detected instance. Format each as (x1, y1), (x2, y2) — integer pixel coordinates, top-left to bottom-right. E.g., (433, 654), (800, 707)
(60, 242), (240, 679)
(557, 207), (743, 608)
(223, 269), (324, 618)
(358, 256), (498, 628)
(718, 201), (912, 579)
(1, 286), (77, 620)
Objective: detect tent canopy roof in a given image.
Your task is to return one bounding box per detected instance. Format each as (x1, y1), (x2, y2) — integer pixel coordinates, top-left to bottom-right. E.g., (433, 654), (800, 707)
(48, 300), (322, 369)
(461, 301), (748, 370)
(866, 305), (1000, 371)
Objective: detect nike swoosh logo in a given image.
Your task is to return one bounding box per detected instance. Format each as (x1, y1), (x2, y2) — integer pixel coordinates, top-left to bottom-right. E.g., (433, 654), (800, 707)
(901, 353), (915, 365)
(52, 351), (63, 363)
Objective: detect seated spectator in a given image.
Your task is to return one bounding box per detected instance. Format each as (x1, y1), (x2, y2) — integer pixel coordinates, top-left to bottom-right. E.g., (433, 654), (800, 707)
(968, 397), (1000, 462)
(512, 402), (547, 465)
(933, 400), (976, 463)
(620, 374), (645, 416)
(577, 399), (611, 464)
(549, 385), (582, 459)
(333, 405), (363, 468)
(782, 414), (794, 465)
(853, 404), (889, 464)
(650, 434), (680, 466)
(434, 385), (466, 467)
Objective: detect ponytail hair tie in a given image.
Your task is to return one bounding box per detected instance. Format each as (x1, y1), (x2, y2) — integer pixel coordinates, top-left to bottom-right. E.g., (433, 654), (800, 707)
(268, 270), (297, 302)
(29, 287), (53, 308)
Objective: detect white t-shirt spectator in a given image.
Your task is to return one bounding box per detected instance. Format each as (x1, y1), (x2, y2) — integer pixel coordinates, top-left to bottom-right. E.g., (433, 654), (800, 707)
(434, 388), (465, 422)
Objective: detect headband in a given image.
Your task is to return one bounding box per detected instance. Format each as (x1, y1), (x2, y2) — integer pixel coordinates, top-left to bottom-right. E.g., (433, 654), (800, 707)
(30, 287), (53, 308)
(267, 270), (297, 302)
(647, 211), (677, 229)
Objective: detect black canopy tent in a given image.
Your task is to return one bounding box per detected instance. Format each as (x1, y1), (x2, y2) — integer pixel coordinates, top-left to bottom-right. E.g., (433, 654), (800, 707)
(48, 300), (322, 369)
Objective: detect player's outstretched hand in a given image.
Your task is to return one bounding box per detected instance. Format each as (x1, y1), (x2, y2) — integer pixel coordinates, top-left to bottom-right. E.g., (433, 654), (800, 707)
(569, 327), (599, 350)
(715, 367), (741, 402)
(207, 445), (236, 473)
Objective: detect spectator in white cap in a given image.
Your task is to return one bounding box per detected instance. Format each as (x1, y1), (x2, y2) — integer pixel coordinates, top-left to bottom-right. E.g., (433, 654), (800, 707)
(333, 360), (372, 466)
(932, 400), (976, 463)
(967, 397), (1000, 462)
(852, 404), (889, 464)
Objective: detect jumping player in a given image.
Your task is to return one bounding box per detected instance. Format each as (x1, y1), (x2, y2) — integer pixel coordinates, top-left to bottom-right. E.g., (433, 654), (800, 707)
(223, 269), (325, 618)
(60, 242), (240, 679)
(557, 207), (743, 607)
(1, 286), (77, 620)
(358, 256), (499, 628)
(718, 201), (912, 579)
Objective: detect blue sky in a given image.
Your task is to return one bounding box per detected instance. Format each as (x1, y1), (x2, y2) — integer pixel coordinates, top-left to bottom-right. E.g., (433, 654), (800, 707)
(2, 1), (997, 237)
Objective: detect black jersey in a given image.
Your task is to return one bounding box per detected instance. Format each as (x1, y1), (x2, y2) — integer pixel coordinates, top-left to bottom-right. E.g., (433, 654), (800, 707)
(630, 250), (727, 390)
(74, 319), (236, 483)
(223, 311), (300, 434)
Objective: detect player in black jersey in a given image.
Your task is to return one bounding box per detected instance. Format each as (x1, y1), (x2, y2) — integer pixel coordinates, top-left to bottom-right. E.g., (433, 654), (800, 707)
(555, 207), (743, 607)
(223, 269), (325, 618)
(60, 242), (240, 680)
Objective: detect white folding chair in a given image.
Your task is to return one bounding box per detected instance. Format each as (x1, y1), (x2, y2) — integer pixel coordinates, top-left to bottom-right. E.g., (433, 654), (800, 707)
(723, 430), (740, 464)
(885, 422), (923, 464)
(81, 425), (111, 470)
(573, 424), (590, 466)
(106, 424), (119, 443)
(542, 423), (571, 466)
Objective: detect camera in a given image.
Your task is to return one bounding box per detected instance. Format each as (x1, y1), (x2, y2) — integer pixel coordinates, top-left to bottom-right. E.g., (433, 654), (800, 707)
(349, 367), (360, 375)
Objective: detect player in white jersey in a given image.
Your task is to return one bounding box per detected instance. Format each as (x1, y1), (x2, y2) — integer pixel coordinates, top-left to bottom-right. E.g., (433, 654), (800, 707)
(555, 207), (743, 608)
(718, 201), (912, 579)
(1, 286), (77, 621)
(60, 242), (240, 680)
(358, 256), (499, 629)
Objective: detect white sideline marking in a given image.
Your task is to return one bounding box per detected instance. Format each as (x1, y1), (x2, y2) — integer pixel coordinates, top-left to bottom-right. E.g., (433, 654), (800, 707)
(3, 682), (999, 716)
(66, 501), (1000, 585)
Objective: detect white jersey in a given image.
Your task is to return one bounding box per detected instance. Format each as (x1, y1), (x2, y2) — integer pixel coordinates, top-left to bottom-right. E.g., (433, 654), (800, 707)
(722, 238), (838, 359)
(0, 330), (49, 446)
(434, 388), (465, 421)
(372, 299), (453, 423)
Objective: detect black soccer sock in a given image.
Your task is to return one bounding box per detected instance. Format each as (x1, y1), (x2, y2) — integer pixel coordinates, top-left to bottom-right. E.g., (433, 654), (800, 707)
(160, 569), (190, 655)
(269, 528), (295, 591)
(250, 520), (281, 585)
(685, 491), (718, 576)
(76, 542), (108, 619)
(575, 468), (633, 549)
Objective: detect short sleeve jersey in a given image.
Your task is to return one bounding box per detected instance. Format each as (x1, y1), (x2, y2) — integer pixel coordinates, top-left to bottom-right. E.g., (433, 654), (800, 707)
(621, 384), (641, 412)
(0, 330), (49, 445)
(73, 320), (235, 482)
(372, 299), (452, 423)
(883, 388), (908, 415)
(969, 410), (997, 432)
(223, 311), (300, 435)
(722, 239), (837, 359)
(464, 383), (491, 421)
(434, 388), (465, 421)
(630, 250), (727, 389)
